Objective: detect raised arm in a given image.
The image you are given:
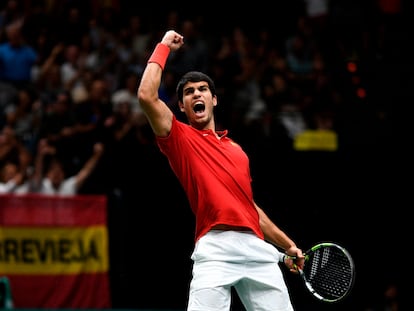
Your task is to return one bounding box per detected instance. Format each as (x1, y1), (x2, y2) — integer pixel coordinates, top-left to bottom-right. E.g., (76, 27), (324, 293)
(137, 30), (184, 137)
(31, 138), (56, 191)
(75, 142), (104, 190)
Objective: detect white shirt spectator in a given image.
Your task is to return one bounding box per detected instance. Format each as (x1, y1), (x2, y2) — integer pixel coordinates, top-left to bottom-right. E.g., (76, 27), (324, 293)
(40, 176), (77, 196)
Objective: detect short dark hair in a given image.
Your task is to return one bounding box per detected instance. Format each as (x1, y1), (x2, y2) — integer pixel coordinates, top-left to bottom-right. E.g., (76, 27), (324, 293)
(176, 71), (216, 102)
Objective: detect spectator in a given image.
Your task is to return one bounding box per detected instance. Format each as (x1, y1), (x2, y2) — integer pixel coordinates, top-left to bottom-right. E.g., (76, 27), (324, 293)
(128, 14), (151, 63)
(56, 4), (89, 46)
(0, 124), (32, 193)
(0, 21), (38, 89)
(60, 44), (83, 91)
(37, 90), (77, 153)
(111, 71), (146, 126)
(0, 125), (31, 172)
(0, 0), (24, 35)
(0, 160), (29, 194)
(31, 138), (104, 195)
(71, 76), (113, 161)
(3, 87), (42, 153)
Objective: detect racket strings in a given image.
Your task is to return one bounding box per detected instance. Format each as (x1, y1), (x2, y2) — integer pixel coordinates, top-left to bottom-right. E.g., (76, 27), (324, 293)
(304, 247), (354, 301)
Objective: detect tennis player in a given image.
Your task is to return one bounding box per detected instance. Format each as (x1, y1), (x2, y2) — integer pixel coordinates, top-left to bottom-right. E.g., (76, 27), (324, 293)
(137, 29), (305, 311)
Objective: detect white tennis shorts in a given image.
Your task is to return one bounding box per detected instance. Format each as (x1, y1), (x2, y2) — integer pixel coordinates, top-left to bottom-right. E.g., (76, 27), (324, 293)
(187, 230), (294, 311)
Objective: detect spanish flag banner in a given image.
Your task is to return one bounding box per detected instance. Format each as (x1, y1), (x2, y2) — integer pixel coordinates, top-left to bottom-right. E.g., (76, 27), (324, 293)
(0, 194), (111, 308)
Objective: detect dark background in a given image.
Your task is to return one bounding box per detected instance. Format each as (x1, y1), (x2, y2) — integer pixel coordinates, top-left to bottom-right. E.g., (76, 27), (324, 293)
(0, 0), (406, 310)
(104, 2), (403, 310)
(106, 143), (399, 311)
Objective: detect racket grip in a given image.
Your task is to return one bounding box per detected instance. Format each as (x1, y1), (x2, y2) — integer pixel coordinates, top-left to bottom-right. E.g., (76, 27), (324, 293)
(279, 252), (286, 263)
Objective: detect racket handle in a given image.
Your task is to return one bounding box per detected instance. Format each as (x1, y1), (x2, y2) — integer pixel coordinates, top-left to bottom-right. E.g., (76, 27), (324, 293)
(282, 254), (303, 273)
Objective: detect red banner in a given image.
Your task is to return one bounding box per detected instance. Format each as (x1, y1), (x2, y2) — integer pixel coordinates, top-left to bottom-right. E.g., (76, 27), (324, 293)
(0, 194), (111, 308)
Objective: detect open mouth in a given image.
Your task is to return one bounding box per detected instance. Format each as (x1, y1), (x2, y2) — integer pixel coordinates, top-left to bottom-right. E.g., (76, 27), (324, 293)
(193, 102), (205, 114)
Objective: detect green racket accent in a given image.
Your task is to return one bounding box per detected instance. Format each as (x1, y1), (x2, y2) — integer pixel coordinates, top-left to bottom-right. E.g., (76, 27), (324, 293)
(293, 242), (355, 303)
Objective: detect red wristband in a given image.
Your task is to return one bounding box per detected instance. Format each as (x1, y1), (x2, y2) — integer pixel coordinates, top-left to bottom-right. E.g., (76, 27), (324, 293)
(148, 43), (170, 70)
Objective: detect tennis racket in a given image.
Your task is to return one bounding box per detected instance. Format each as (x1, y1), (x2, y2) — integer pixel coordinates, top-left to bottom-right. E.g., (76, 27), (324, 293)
(287, 242), (355, 303)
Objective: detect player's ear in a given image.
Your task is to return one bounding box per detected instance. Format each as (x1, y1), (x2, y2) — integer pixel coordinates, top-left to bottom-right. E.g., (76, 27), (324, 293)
(213, 95), (218, 107)
(178, 100), (185, 112)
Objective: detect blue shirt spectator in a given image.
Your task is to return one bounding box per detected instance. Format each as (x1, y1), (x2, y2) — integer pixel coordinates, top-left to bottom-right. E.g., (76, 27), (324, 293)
(0, 21), (37, 86)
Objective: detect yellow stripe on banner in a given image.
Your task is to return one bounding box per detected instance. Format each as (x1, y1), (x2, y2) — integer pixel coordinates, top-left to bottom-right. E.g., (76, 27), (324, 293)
(0, 226), (109, 274)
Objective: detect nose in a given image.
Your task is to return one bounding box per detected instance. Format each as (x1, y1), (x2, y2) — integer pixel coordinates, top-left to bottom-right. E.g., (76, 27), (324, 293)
(193, 89), (202, 97)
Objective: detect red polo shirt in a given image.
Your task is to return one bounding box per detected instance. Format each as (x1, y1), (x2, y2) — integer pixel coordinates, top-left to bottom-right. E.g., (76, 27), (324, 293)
(156, 115), (263, 242)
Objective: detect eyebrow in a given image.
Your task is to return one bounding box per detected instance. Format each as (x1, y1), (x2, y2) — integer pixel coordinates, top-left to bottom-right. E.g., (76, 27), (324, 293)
(184, 84), (209, 93)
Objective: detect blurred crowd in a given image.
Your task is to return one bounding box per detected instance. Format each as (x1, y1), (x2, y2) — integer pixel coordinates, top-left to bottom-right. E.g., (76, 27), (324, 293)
(0, 0), (404, 309)
(0, 0), (399, 196)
